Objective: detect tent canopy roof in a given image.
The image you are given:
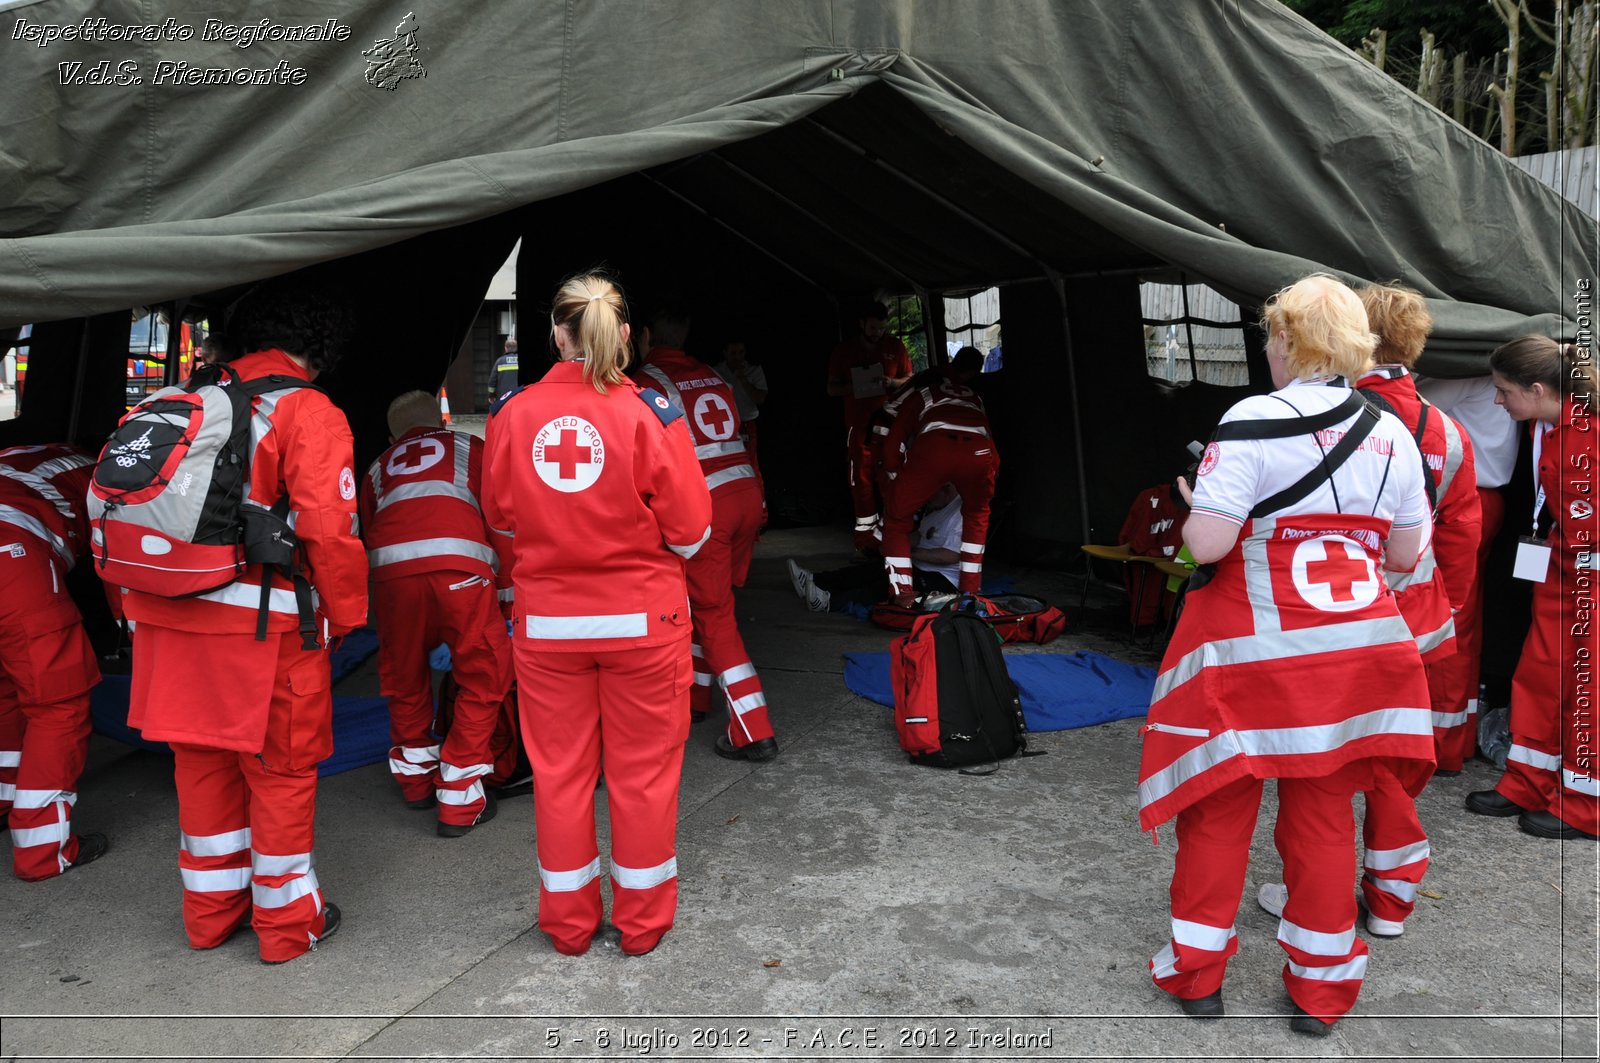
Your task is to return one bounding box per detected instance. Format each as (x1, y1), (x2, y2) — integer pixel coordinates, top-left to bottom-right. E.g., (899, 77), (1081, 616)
(1, 0), (1591, 371)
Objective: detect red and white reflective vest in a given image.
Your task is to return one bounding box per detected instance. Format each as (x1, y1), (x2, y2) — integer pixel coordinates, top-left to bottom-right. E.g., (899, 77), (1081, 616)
(1137, 512), (1435, 829)
(881, 371), (993, 474)
(359, 427), (499, 584)
(0, 443), (95, 568)
(482, 360), (712, 652)
(638, 347), (757, 493)
(1357, 367), (1476, 659)
(122, 349), (368, 636)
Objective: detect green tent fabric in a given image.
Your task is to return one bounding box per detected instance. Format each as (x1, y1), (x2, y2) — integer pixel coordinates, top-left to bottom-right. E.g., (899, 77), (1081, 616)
(0, 0), (1593, 371)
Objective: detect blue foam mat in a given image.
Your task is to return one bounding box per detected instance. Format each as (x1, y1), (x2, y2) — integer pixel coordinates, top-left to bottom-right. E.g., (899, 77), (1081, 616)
(89, 627), (392, 777)
(842, 649), (1154, 732)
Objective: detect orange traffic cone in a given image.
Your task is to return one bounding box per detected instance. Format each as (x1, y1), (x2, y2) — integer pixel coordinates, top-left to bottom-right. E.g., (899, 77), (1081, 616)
(439, 386), (452, 425)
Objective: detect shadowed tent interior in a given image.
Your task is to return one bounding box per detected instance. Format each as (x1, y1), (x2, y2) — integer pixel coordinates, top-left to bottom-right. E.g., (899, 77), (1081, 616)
(0, 0), (1592, 567)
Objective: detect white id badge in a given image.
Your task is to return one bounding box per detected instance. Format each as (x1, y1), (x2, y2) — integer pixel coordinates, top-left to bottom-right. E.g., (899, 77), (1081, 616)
(1513, 536), (1552, 583)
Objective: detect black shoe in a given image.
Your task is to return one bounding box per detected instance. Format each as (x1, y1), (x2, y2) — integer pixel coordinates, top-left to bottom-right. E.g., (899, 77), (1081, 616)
(437, 793), (498, 838)
(68, 833), (109, 871)
(715, 734), (779, 762)
(1518, 809), (1600, 840)
(690, 710), (707, 723)
(1465, 789), (1524, 817)
(1177, 990), (1223, 1019)
(1432, 767), (1462, 778)
(1290, 1008), (1333, 1037)
(406, 794), (436, 811)
(495, 773), (534, 799)
(261, 903), (341, 964)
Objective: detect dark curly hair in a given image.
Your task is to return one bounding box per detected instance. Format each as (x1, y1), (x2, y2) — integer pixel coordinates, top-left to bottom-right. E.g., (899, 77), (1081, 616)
(226, 277), (355, 374)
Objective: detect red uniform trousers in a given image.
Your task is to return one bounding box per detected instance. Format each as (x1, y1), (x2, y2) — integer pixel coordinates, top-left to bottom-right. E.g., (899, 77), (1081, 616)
(846, 422), (881, 549)
(0, 532), (98, 881)
(1151, 766), (1374, 1024)
(1495, 567), (1600, 835)
(1431, 487), (1504, 769)
(882, 432), (999, 599)
(516, 637), (690, 957)
(375, 571), (511, 826)
(136, 628), (335, 963)
(686, 481), (773, 749)
(1358, 764), (1431, 925)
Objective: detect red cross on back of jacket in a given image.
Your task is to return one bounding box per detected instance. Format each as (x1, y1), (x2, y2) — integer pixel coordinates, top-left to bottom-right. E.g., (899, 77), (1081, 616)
(360, 427), (498, 583)
(637, 347), (757, 493)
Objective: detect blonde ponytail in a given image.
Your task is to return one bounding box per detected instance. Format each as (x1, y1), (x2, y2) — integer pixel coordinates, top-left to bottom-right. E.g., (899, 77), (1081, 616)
(551, 272), (631, 393)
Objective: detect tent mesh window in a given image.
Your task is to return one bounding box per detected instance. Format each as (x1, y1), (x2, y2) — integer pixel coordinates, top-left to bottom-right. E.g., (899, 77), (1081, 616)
(943, 287), (1001, 371)
(1140, 281), (1248, 387)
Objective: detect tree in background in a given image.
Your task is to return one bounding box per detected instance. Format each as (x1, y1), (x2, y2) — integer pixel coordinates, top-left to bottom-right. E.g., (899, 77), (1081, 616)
(1287, 0), (1596, 155)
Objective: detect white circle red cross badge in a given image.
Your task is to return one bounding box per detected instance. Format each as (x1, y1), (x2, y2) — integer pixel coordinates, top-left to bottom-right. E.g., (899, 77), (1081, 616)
(692, 392), (736, 441)
(532, 416), (604, 492)
(1291, 535), (1379, 612)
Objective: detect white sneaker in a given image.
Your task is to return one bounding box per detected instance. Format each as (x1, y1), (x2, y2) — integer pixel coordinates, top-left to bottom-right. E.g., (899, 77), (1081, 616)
(806, 583), (832, 612)
(1365, 913), (1405, 937)
(786, 559), (811, 599)
(1257, 882), (1288, 918)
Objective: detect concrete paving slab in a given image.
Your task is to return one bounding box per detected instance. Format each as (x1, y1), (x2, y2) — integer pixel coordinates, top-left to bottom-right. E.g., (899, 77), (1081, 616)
(1, 526), (1595, 1061)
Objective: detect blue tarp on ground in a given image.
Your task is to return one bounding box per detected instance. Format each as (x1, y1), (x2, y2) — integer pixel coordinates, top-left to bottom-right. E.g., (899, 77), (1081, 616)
(842, 649), (1154, 732)
(88, 627), (392, 777)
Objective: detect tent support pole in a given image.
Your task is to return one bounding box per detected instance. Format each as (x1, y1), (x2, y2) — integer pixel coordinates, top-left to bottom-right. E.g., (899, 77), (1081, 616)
(637, 173), (837, 308)
(1047, 268), (1095, 554)
(707, 152), (925, 292)
(915, 286), (941, 367)
(1179, 274), (1199, 381)
(66, 318), (92, 445)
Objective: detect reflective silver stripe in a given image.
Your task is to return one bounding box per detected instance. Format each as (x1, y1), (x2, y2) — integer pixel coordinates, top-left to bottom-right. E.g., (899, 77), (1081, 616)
(720, 663), (758, 687)
(11, 823), (69, 847)
(1436, 411), (1466, 504)
(1138, 707), (1433, 812)
(1287, 956), (1368, 982)
(1154, 616), (1416, 701)
(439, 762), (493, 783)
(1508, 744), (1562, 772)
(0, 506), (69, 564)
(253, 851), (313, 877)
(0, 750), (19, 768)
(1385, 543), (1438, 592)
(12, 788), (73, 810)
(693, 671), (712, 687)
(438, 781), (486, 806)
(497, 587), (514, 602)
(919, 421), (988, 436)
(0, 782), (14, 802)
(705, 465), (755, 491)
(1365, 840), (1431, 871)
(1171, 918), (1235, 952)
(959, 561), (983, 573)
(540, 857), (602, 893)
(639, 366), (685, 413)
(959, 541), (986, 555)
(690, 643), (704, 656)
(196, 581), (304, 615)
(1144, 722), (1211, 738)
(180, 866), (252, 893)
(1364, 873), (1417, 903)
(729, 691), (768, 717)
(1413, 614), (1455, 656)
(1431, 707), (1471, 729)
(396, 744), (439, 764)
(1240, 518), (1282, 633)
(369, 537), (497, 570)
(375, 480), (480, 512)
(694, 440), (747, 460)
(667, 525), (712, 559)
(1150, 942), (1180, 979)
(181, 828), (251, 857)
(0, 456), (90, 523)
(1563, 769), (1600, 797)
(854, 516), (879, 531)
(253, 869), (320, 910)
(1277, 918), (1356, 957)
(611, 856), (678, 890)
(526, 613), (648, 639)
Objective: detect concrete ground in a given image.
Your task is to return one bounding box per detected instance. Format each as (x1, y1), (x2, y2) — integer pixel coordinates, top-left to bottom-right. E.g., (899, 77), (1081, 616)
(2, 524), (1597, 1062)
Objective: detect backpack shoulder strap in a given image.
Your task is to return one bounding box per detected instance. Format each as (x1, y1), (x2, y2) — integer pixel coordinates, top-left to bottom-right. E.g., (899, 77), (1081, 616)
(1212, 392), (1365, 441)
(1249, 400), (1382, 518)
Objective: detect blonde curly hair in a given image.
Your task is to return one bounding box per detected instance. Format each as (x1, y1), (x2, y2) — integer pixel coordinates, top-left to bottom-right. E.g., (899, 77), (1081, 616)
(1260, 274), (1377, 382)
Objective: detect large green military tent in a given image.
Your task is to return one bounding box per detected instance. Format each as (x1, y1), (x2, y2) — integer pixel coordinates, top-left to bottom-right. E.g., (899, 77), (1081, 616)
(1, 0), (1593, 549)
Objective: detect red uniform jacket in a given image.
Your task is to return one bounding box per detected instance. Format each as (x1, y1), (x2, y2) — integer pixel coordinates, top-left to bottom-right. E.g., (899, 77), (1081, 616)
(360, 427), (502, 585)
(637, 347), (757, 493)
(0, 443), (95, 569)
(1359, 366), (1480, 608)
(123, 350), (369, 635)
(829, 335), (912, 428)
(881, 370), (995, 476)
(1541, 399), (1599, 580)
(482, 361), (712, 653)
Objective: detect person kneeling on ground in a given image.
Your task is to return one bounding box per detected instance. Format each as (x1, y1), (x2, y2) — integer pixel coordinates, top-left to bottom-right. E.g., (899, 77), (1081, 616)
(788, 483), (963, 613)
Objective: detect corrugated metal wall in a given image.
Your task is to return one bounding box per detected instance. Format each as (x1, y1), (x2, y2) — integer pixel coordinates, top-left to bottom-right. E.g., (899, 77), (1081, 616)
(1512, 145), (1598, 218)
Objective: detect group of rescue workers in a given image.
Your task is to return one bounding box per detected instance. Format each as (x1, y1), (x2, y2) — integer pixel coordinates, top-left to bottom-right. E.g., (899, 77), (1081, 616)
(0, 271), (1589, 1026)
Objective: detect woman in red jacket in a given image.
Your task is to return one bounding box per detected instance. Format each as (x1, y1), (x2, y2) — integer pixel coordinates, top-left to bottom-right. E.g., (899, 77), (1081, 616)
(1467, 335), (1598, 840)
(483, 273), (712, 957)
